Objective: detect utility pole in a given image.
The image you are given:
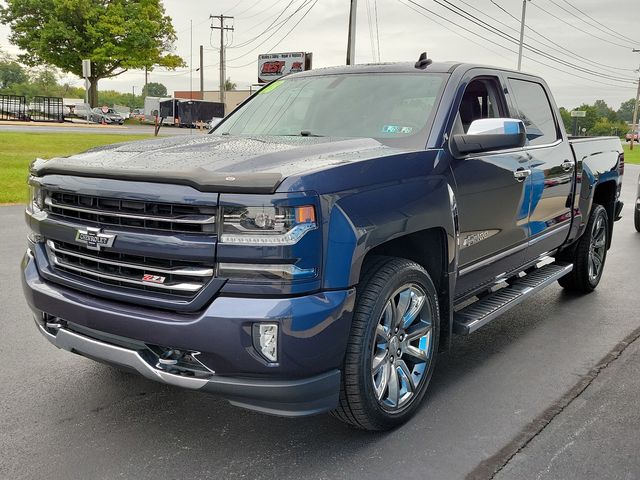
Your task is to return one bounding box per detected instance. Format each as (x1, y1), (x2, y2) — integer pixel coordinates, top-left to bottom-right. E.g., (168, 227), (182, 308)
(630, 49), (640, 150)
(517, 0), (530, 71)
(199, 45), (204, 99)
(211, 14), (234, 109)
(346, 0), (357, 65)
(144, 66), (148, 97)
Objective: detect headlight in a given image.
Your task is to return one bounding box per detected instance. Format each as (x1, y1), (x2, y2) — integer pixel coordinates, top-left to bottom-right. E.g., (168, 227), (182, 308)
(220, 205), (316, 245)
(28, 183), (44, 212)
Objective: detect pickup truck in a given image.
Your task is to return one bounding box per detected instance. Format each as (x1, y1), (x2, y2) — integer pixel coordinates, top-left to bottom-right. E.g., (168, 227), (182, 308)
(22, 57), (624, 431)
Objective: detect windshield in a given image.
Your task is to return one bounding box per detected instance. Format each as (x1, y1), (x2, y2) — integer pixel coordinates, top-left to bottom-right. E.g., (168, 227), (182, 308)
(215, 73), (446, 149)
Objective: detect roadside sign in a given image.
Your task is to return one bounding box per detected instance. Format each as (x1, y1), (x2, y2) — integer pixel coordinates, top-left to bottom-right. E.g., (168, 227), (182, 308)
(571, 110), (586, 117)
(257, 52), (312, 84)
(82, 59), (91, 78)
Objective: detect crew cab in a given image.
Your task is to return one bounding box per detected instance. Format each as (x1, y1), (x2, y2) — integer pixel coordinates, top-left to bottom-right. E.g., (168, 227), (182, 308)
(22, 57), (624, 431)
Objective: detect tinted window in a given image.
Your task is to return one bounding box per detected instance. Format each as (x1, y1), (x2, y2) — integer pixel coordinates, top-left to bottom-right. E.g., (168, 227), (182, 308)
(216, 73), (446, 149)
(458, 78), (505, 133)
(508, 79), (558, 146)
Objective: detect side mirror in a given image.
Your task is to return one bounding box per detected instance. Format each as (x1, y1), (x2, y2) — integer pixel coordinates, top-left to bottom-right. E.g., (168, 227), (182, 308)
(451, 118), (527, 157)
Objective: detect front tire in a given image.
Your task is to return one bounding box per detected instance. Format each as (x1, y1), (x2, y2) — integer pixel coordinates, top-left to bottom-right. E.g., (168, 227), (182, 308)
(332, 257), (440, 431)
(634, 207), (640, 233)
(558, 204), (609, 293)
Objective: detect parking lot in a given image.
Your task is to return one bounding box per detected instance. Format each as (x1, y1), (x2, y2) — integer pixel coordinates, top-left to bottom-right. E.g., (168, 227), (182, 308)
(1, 165), (639, 480)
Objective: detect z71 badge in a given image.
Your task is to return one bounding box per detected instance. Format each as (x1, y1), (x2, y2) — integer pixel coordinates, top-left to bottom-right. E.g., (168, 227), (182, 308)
(141, 274), (166, 284)
(75, 227), (116, 251)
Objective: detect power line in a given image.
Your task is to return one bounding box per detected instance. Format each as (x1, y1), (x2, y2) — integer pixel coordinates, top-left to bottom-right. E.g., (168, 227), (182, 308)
(488, 0), (637, 73)
(228, 0), (297, 50)
(228, 0), (318, 69)
(530, 1), (631, 50)
(423, 0), (636, 83)
(399, 0), (635, 89)
(365, 0), (377, 62)
(226, 0), (315, 63)
(552, 0), (639, 45)
(396, 0), (515, 62)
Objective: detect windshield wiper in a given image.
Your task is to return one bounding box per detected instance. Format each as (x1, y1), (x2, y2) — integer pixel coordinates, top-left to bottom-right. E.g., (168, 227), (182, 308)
(299, 130), (324, 137)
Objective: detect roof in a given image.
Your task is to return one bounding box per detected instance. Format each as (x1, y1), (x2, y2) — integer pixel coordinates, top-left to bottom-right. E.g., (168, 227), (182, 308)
(290, 61), (540, 79)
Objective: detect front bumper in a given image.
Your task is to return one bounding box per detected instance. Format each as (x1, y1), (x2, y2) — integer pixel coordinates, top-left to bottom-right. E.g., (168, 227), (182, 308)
(22, 248), (355, 416)
(36, 323), (341, 416)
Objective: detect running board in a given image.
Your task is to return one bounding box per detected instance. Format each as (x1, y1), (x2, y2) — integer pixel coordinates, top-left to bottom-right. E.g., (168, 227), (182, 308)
(453, 262), (573, 335)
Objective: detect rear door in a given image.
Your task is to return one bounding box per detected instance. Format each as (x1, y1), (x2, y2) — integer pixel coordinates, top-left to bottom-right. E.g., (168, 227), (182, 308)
(450, 72), (532, 298)
(506, 76), (574, 258)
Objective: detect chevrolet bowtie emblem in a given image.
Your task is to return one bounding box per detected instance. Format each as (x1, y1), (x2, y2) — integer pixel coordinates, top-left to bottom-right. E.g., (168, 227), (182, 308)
(75, 227), (116, 251)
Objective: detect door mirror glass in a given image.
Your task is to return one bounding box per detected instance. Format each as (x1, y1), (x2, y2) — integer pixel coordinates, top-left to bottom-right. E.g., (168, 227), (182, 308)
(452, 118), (526, 157)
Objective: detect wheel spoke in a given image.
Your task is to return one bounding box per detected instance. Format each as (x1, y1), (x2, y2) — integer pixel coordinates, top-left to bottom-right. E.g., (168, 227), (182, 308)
(588, 254), (596, 278)
(372, 350), (388, 375)
(405, 344), (429, 362)
(381, 300), (393, 330)
(403, 289), (426, 329)
(592, 252), (603, 274)
(398, 359), (416, 393)
(394, 290), (411, 329)
(387, 365), (400, 407)
(376, 323), (388, 342)
(374, 362), (391, 401)
(406, 322), (431, 342)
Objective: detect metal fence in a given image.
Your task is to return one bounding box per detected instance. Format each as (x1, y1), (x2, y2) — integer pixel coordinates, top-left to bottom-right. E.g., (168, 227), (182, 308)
(29, 96), (64, 122)
(0, 95), (28, 121)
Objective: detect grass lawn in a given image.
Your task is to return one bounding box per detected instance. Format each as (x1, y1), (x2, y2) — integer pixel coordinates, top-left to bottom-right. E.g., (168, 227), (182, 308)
(623, 143), (640, 165)
(0, 131), (151, 204)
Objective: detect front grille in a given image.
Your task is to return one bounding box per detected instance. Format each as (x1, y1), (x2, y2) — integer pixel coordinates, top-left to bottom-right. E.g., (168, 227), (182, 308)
(46, 240), (214, 298)
(43, 191), (217, 234)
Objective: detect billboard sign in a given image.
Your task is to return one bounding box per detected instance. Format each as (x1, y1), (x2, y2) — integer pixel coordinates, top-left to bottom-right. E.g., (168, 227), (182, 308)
(258, 52), (311, 84)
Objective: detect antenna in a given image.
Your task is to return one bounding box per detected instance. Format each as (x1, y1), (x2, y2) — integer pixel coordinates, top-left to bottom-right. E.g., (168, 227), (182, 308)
(415, 52), (433, 69)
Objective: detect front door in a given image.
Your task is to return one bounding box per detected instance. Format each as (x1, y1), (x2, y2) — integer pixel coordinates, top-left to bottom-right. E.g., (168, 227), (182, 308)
(450, 75), (532, 298)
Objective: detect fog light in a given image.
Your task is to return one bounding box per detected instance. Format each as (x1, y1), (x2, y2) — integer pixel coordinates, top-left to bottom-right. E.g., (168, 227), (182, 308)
(253, 323), (278, 363)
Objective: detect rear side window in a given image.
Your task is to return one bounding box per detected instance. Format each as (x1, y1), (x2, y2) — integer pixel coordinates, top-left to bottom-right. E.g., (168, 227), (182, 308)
(508, 78), (559, 146)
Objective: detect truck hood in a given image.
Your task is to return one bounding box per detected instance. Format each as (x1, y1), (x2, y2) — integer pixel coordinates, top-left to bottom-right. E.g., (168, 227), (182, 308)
(31, 134), (407, 193)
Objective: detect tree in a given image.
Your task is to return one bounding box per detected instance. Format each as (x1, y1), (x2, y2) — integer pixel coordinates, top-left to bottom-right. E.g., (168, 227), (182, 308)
(558, 107), (572, 133)
(225, 77), (237, 91)
(0, 0), (185, 106)
(142, 82), (167, 97)
(617, 98), (637, 123)
(592, 99), (618, 122)
(0, 60), (27, 89)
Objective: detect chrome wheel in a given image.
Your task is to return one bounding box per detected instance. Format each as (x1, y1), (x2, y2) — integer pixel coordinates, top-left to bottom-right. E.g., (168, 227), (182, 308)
(371, 284), (433, 412)
(588, 214), (607, 283)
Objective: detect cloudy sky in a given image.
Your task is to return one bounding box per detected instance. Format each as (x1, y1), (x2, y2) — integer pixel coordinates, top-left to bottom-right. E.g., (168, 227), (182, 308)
(1, 0), (639, 109)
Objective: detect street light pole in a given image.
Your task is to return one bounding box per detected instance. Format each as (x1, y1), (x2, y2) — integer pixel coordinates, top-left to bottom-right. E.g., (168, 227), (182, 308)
(630, 49), (640, 150)
(346, 0), (357, 65)
(517, 0), (530, 71)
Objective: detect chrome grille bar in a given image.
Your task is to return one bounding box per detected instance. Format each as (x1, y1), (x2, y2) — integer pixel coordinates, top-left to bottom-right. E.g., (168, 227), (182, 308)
(46, 241), (211, 294)
(46, 241), (213, 277)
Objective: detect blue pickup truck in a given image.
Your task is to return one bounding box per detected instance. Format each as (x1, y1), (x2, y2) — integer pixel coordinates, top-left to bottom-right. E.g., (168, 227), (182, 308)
(22, 57), (624, 431)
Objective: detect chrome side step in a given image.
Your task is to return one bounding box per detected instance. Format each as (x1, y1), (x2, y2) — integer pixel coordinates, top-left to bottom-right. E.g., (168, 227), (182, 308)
(453, 262), (573, 335)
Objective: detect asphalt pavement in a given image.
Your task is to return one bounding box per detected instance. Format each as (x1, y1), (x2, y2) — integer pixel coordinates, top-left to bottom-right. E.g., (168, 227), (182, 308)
(1, 165), (639, 480)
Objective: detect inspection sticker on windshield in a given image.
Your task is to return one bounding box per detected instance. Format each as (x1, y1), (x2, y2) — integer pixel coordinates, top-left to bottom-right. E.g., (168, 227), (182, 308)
(259, 80), (284, 94)
(381, 125), (413, 134)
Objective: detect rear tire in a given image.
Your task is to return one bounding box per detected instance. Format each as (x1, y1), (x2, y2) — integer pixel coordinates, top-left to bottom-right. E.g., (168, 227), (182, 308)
(331, 256), (440, 431)
(634, 207), (640, 233)
(558, 204), (608, 293)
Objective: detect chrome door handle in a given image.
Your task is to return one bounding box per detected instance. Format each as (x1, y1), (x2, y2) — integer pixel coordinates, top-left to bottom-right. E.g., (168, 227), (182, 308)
(513, 168), (531, 181)
(561, 160), (574, 172)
